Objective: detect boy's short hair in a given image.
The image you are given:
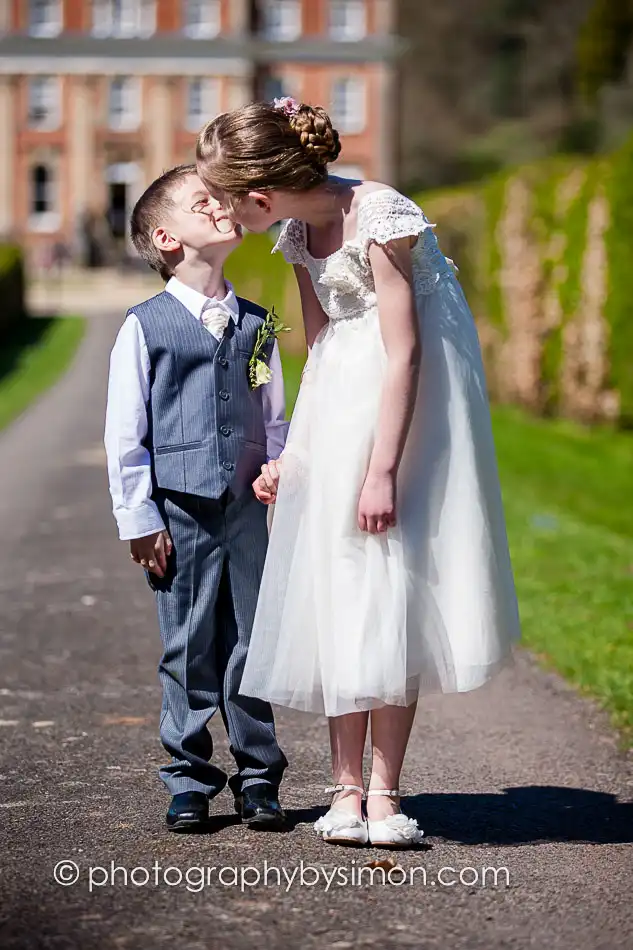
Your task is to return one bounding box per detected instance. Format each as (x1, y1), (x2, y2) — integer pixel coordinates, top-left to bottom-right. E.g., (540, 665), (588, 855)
(130, 164), (196, 281)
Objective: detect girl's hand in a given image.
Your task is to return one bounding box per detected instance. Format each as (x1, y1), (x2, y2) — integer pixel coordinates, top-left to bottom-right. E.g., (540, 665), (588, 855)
(358, 472), (397, 534)
(253, 458), (283, 505)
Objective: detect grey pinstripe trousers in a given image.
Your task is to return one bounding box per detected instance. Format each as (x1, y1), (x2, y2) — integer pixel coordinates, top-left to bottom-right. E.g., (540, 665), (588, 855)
(149, 487), (288, 798)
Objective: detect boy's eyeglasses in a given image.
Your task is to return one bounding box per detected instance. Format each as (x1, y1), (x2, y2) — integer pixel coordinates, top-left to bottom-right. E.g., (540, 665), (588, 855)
(188, 197), (235, 234)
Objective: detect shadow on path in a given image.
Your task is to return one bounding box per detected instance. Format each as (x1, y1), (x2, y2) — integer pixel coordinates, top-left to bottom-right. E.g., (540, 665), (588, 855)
(283, 786), (633, 845)
(402, 785), (633, 845)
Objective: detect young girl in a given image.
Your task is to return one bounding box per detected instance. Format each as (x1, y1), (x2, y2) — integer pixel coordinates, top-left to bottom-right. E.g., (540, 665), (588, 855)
(196, 99), (521, 849)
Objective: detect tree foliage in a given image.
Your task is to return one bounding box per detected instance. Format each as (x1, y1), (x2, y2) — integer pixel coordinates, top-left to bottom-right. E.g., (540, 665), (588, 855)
(577, 0), (633, 99)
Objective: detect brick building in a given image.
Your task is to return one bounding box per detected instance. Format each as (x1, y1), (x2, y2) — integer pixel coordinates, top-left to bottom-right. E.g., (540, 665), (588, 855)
(0, 0), (401, 264)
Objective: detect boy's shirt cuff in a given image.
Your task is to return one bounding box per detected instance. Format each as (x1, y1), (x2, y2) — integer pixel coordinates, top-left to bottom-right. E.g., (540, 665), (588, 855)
(114, 502), (166, 542)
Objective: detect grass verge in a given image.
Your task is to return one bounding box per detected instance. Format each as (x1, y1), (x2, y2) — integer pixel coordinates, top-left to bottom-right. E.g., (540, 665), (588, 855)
(0, 315), (86, 432)
(492, 406), (633, 746)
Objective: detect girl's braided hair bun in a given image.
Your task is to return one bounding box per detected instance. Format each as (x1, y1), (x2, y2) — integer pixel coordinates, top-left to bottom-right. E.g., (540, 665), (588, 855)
(196, 100), (342, 196)
(289, 104), (342, 167)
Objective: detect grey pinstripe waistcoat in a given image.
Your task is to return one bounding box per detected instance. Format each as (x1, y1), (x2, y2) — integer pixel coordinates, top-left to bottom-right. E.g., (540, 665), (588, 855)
(132, 290), (271, 501)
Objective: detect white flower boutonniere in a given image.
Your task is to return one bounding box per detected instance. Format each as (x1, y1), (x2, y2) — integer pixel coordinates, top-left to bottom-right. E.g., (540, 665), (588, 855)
(254, 360), (273, 387)
(248, 306), (291, 390)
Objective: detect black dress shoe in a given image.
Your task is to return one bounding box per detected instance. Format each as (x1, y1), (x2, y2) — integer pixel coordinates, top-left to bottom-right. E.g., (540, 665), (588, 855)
(234, 783), (285, 830)
(166, 791), (209, 832)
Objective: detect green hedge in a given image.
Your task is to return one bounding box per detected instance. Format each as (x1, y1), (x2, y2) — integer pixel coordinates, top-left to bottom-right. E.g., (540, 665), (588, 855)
(604, 133), (633, 424)
(417, 134), (633, 427)
(0, 244), (26, 335)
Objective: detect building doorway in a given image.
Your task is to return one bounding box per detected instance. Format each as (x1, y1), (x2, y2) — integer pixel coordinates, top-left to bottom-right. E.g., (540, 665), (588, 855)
(107, 181), (127, 238)
(105, 162), (141, 255)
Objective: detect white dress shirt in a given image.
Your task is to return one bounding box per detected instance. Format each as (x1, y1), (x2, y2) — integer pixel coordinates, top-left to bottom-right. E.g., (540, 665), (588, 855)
(104, 276), (289, 541)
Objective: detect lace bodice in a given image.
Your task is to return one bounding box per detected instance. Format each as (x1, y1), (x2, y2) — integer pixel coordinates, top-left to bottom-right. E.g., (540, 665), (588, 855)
(272, 189), (455, 323)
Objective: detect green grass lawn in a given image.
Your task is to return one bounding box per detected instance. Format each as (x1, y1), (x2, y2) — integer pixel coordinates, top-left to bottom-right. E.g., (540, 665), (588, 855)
(492, 406), (633, 746)
(0, 315), (86, 432)
(280, 352), (633, 745)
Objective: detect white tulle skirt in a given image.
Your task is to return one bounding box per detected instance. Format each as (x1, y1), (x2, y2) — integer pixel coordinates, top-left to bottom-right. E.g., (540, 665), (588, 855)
(240, 274), (521, 717)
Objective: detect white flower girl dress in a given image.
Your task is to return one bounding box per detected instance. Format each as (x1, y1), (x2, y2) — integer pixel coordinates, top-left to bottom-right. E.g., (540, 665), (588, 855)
(240, 189), (521, 718)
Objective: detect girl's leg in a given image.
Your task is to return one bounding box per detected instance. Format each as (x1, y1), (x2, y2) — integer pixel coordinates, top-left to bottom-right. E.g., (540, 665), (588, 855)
(367, 702), (417, 820)
(328, 711), (369, 818)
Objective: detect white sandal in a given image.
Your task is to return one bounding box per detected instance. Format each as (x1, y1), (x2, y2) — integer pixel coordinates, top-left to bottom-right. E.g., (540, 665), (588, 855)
(366, 789), (424, 848)
(314, 784), (368, 846)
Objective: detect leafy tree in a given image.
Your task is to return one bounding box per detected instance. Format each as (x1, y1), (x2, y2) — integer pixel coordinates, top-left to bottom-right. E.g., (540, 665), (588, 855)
(577, 0), (633, 99)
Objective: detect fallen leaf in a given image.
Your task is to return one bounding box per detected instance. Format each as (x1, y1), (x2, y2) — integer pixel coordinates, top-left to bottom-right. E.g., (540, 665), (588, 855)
(363, 857), (399, 871)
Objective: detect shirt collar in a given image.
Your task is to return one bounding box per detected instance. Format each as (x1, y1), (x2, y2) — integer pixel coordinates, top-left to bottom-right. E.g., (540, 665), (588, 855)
(165, 276), (239, 323)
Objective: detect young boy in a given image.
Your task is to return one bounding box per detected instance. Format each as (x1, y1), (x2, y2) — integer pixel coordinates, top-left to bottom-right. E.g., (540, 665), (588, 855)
(104, 164), (288, 832)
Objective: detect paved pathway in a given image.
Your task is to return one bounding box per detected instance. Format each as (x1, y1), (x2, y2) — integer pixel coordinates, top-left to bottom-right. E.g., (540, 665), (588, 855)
(0, 309), (631, 949)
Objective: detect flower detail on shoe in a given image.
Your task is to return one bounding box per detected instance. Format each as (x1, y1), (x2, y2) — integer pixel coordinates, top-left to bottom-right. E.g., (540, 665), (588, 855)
(379, 814), (424, 843)
(314, 809), (366, 836)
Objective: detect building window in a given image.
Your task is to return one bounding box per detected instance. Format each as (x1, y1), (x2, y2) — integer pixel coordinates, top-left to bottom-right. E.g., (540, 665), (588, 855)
(186, 78), (220, 132)
(329, 1), (366, 41)
(92, 0), (155, 38)
(260, 0), (301, 41)
(27, 76), (61, 130)
(330, 77), (366, 134)
(29, 0), (62, 37)
(32, 164), (52, 213)
(29, 163), (59, 231)
(263, 75), (286, 101)
(108, 76), (141, 130)
(183, 0), (221, 38)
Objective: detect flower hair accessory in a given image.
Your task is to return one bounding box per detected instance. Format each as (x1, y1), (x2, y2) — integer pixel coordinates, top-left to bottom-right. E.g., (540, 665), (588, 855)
(272, 96), (301, 118)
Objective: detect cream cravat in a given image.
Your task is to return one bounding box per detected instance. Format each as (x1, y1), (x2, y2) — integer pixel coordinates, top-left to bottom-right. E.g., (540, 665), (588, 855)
(200, 302), (233, 340)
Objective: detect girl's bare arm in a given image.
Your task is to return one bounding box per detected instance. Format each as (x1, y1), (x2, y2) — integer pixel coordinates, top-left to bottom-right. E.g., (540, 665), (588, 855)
(294, 264), (328, 350)
(358, 238), (421, 533)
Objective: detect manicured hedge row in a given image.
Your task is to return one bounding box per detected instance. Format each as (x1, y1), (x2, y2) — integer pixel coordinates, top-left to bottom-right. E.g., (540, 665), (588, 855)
(419, 135), (633, 427)
(0, 244), (26, 336)
(604, 133), (633, 424)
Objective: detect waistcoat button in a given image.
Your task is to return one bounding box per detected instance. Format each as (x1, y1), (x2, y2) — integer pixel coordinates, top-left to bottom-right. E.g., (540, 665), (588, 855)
(219, 390), (230, 401)
(222, 460), (234, 471)
(219, 357), (229, 369)
(220, 425), (232, 437)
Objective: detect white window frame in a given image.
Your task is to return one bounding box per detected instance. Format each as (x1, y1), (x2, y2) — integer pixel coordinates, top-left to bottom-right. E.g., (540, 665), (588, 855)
(29, 162), (60, 232)
(186, 77), (220, 132)
(330, 77), (366, 134)
(329, 0), (366, 41)
(27, 76), (62, 131)
(28, 0), (63, 38)
(108, 76), (141, 131)
(261, 0), (301, 42)
(92, 0), (155, 38)
(183, 0), (221, 39)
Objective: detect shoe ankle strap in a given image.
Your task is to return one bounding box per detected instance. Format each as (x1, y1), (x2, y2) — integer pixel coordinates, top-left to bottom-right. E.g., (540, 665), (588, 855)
(366, 788), (400, 797)
(325, 784), (365, 796)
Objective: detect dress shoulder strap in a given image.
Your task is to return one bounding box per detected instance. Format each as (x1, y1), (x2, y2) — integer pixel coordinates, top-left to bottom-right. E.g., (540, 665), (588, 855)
(356, 189), (435, 266)
(272, 218), (307, 266)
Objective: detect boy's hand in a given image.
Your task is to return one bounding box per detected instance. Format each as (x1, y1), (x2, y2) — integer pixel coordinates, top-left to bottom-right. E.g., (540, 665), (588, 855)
(253, 458), (283, 505)
(129, 530), (173, 577)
